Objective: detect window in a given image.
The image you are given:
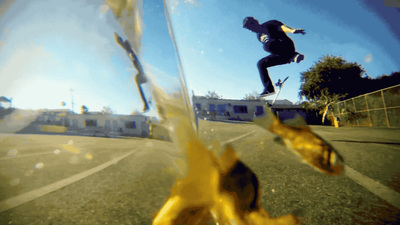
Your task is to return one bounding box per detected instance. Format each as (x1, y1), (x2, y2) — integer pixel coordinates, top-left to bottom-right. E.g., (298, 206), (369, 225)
(85, 119), (97, 127)
(195, 103), (201, 111)
(233, 105), (248, 114)
(125, 121), (136, 129)
(209, 104), (216, 112)
(217, 104), (226, 115)
(255, 106), (264, 116)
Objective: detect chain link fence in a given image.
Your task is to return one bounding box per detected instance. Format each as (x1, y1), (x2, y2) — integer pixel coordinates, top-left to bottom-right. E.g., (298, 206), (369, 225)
(331, 84), (400, 128)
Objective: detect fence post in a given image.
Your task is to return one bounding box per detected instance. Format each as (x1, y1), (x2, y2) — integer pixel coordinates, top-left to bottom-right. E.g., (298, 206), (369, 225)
(364, 95), (372, 126)
(352, 98), (359, 126)
(333, 84), (400, 128)
(381, 90), (390, 128)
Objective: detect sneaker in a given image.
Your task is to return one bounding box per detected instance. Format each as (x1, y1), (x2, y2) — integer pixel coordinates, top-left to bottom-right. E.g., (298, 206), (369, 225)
(260, 89), (275, 97)
(275, 79), (282, 88)
(292, 53), (305, 63)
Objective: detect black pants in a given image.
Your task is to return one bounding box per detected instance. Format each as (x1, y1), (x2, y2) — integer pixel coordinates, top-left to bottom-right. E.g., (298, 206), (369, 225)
(258, 39), (297, 92)
(257, 54), (295, 92)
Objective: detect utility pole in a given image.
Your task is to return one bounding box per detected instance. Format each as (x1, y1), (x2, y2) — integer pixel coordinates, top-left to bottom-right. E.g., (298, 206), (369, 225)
(70, 88), (75, 113)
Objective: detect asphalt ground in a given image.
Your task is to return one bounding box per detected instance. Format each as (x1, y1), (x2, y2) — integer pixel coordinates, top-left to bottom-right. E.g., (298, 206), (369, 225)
(0, 121), (399, 224)
(197, 121), (400, 224)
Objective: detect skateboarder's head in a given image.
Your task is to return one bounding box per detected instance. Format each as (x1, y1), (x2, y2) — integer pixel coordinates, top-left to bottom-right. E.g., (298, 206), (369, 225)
(243, 17), (259, 28)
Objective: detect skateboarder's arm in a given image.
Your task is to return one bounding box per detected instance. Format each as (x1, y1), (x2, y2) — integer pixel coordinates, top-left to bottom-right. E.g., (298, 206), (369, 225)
(281, 25), (306, 35)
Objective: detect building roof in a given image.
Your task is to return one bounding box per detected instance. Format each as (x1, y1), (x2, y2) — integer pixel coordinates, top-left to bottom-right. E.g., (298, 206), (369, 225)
(193, 96), (294, 106)
(271, 104), (304, 109)
(265, 99), (293, 105)
(192, 96), (303, 109)
(0, 96), (11, 103)
(43, 109), (72, 113)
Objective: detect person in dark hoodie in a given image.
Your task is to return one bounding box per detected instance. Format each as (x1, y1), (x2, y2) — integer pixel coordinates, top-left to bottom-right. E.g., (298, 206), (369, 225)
(243, 17), (306, 96)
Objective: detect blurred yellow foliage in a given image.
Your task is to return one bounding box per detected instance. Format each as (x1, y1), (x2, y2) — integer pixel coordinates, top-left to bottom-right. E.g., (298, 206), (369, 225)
(153, 137), (299, 225)
(61, 144), (80, 154)
(254, 106), (344, 175)
(149, 73), (343, 224)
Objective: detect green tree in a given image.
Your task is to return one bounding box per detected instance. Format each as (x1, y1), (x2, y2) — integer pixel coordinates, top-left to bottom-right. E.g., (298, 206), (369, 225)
(299, 55), (365, 123)
(101, 106), (114, 115)
(370, 71), (400, 91)
(205, 90), (222, 99)
(131, 110), (142, 115)
(243, 91), (261, 100)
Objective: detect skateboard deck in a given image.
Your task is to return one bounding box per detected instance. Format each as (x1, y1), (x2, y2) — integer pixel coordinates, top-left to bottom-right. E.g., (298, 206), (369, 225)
(271, 76), (289, 105)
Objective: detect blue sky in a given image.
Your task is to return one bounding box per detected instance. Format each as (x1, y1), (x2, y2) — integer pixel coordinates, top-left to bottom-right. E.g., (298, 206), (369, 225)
(0, 0), (399, 115)
(0, 0), (148, 115)
(167, 0), (400, 102)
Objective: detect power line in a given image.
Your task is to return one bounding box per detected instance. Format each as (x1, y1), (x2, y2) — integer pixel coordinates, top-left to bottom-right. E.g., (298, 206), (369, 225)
(70, 88), (75, 113)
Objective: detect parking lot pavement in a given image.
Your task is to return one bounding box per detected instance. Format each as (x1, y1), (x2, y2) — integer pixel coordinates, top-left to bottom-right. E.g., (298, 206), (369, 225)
(0, 123), (399, 224)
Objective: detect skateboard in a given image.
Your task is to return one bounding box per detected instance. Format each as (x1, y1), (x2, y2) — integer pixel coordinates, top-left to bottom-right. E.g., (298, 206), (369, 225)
(271, 76), (289, 105)
(114, 33), (150, 112)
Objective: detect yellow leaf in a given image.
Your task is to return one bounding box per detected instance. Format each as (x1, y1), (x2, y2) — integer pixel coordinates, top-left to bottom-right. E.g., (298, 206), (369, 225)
(254, 105), (344, 175)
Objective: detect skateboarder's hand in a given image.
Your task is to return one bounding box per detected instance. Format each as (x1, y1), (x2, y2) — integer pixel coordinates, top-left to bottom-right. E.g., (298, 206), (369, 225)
(294, 29), (306, 35)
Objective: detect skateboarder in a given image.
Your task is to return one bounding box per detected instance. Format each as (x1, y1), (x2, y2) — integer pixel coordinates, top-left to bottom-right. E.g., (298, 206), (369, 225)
(243, 17), (306, 96)
(114, 33), (150, 112)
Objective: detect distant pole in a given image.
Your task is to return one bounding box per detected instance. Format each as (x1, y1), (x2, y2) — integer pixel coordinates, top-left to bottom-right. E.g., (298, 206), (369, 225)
(70, 88), (75, 113)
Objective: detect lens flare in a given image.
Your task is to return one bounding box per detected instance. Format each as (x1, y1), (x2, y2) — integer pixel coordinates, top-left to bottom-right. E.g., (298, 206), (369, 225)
(34, 162), (45, 169)
(7, 149), (18, 157)
(85, 153), (93, 160)
(363, 53), (372, 63)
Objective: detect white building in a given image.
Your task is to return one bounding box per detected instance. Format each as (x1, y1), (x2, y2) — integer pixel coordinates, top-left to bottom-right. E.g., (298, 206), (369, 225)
(33, 110), (150, 137)
(192, 96), (306, 122)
